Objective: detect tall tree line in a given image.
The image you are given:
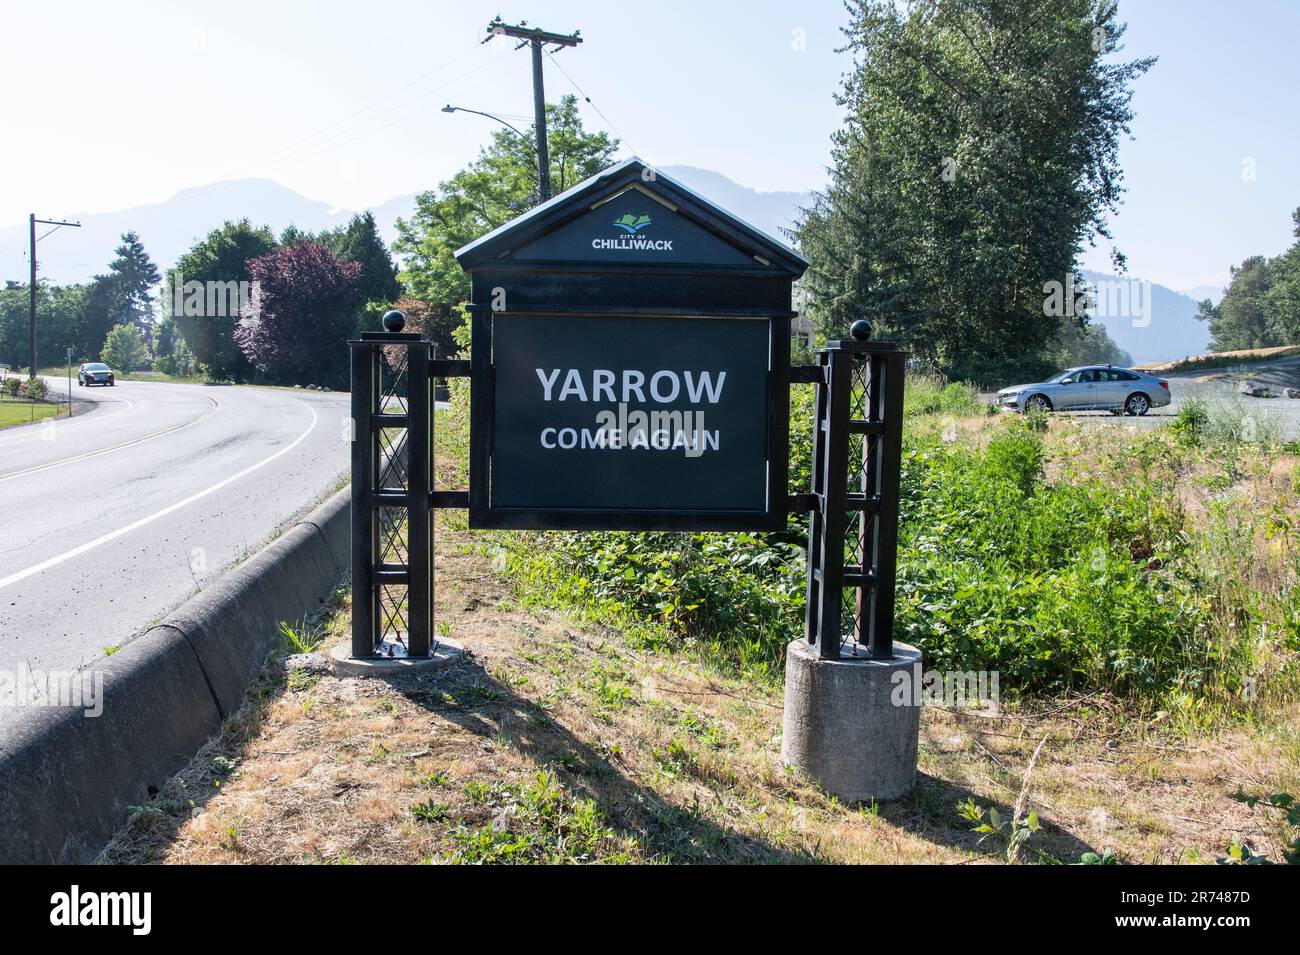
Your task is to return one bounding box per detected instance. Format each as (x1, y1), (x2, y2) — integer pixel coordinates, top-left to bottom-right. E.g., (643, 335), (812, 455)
(798, 0), (1154, 383)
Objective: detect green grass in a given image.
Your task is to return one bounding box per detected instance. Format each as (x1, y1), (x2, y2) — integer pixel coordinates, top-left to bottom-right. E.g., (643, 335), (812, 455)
(0, 397), (61, 429)
(449, 771), (635, 864)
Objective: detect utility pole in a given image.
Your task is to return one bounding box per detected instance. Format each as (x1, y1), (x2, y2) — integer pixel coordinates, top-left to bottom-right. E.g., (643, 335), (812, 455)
(29, 214), (81, 379)
(484, 17), (582, 202)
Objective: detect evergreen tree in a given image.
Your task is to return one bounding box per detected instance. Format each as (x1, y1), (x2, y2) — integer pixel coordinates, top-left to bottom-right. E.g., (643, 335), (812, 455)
(279, 224), (312, 247)
(323, 212), (401, 306)
(106, 232), (162, 353)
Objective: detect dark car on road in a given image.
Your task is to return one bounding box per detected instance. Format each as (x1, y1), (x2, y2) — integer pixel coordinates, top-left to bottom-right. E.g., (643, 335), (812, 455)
(996, 365), (1170, 416)
(77, 362), (116, 387)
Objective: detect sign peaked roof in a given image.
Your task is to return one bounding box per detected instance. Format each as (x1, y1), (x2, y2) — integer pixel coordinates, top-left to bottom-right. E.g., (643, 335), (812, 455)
(455, 157), (808, 276)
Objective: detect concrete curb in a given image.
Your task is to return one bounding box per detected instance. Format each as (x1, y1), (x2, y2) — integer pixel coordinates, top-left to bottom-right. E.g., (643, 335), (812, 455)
(0, 486), (351, 863)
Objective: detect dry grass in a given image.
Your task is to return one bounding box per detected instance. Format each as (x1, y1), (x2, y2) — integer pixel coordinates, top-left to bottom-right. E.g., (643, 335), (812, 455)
(1135, 344), (1300, 374)
(99, 527), (1300, 865)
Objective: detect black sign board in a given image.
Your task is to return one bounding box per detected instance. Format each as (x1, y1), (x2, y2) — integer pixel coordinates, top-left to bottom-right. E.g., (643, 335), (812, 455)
(456, 157), (808, 531)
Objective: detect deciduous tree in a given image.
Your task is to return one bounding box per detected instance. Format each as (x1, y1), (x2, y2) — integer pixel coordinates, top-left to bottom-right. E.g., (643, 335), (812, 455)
(101, 322), (148, 372)
(234, 242), (360, 388)
(395, 95), (617, 314)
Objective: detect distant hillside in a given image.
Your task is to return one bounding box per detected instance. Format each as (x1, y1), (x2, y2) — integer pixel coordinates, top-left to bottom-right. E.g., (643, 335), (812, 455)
(0, 167), (813, 286)
(0, 179), (369, 286)
(657, 166), (812, 246)
(1178, 285), (1225, 306)
(1080, 270), (1211, 364)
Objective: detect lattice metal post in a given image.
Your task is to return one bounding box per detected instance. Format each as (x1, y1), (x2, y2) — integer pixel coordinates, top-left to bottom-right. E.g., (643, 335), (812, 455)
(861, 347), (905, 659)
(406, 341), (432, 657)
(349, 311), (432, 659)
(811, 348), (853, 659)
(349, 340), (376, 658)
(804, 322), (907, 661)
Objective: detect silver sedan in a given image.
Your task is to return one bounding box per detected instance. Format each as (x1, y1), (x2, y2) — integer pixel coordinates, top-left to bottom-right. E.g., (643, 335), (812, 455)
(996, 366), (1171, 416)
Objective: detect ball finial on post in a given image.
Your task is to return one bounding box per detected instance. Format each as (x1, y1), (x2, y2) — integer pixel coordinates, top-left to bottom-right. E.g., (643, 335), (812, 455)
(850, 319), (873, 341)
(382, 310), (406, 333)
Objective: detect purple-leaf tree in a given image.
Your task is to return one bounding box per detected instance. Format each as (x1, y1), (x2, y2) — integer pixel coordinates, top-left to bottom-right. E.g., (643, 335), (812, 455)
(235, 242), (362, 388)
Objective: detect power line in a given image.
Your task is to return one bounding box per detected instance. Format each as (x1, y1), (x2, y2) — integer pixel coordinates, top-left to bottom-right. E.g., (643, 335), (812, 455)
(272, 41), (480, 159)
(161, 41), (489, 213)
(544, 50), (635, 155)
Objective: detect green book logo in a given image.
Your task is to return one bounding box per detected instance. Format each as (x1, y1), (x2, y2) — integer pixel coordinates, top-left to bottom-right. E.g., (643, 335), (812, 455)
(613, 213), (652, 233)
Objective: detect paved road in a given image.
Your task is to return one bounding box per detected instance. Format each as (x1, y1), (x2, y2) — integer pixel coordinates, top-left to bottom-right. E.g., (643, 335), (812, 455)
(0, 379), (350, 685)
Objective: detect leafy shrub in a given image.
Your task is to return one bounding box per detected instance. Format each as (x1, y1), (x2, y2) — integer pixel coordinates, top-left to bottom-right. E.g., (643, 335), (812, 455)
(894, 426), (1216, 695)
(1169, 397), (1208, 445)
(21, 377), (48, 401)
(1023, 404), (1049, 432)
(493, 368), (1251, 699)
(981, 424), (1044, 495)
(2, 376), (22, 397)
(101, 323), (147, 373)
(506, 528), (806, 675)
(904, 371), (981, 418)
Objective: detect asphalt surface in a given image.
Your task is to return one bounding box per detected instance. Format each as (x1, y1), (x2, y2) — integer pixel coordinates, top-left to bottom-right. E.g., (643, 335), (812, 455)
(0, 379), (350, 687)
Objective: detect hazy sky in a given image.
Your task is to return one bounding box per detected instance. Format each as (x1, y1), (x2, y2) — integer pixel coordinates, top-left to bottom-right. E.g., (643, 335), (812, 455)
(3, 0), (1297, 291)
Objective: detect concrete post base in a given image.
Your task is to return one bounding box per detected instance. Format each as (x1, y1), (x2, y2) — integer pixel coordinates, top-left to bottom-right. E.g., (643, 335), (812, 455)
(781, 638), (922, 802)
(329, 638), (463, 678)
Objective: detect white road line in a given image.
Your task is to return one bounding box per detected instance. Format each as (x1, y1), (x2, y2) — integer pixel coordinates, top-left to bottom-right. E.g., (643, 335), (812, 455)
(0, 390), (134, 444)
(0, 396), (221, 484)
(0, 399), (319, 592)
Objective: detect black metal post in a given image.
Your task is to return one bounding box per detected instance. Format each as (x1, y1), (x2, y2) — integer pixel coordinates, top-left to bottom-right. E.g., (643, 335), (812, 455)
(804, 323), (907, 661)
(803, 352), (827, 649)
(407, 341), (432, 657)
(866, 349), (905, 659)
(350, 340), (375, 658)
(814, 349), (852, 658)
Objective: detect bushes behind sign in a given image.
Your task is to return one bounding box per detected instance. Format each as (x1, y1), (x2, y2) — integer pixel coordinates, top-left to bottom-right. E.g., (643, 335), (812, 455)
(489, 375), (1294, 710)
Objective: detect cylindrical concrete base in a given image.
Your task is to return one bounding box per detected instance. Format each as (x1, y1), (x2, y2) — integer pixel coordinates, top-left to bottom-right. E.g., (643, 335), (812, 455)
(781, 639), (922, 802)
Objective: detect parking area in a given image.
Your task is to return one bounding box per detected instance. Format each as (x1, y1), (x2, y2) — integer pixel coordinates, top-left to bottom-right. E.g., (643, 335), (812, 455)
(981, 367), (1300, 441)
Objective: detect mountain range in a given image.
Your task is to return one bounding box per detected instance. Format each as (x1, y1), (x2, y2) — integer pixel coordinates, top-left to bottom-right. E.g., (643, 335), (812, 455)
(0, 166), (811, 289)
(1, 170), (1214, 363)
(1079, 270), (1211, 364)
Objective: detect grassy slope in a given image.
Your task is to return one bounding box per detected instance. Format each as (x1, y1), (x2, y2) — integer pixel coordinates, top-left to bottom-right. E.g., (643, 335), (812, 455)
(99, 528), (1298, 865)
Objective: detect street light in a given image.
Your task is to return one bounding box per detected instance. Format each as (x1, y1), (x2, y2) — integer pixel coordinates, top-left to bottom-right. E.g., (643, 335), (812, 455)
(441, 104), (529, 142)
